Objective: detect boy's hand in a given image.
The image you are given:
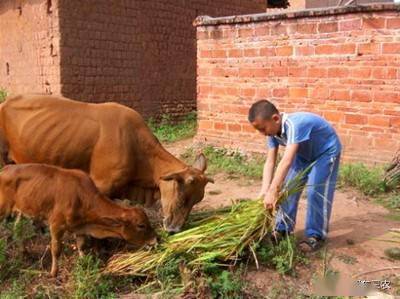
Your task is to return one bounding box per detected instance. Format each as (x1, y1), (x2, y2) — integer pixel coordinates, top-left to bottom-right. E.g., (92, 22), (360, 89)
(263, 187), (279, 211)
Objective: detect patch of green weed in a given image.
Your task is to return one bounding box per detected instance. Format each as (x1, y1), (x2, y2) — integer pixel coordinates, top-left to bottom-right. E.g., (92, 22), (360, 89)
(207, 270), (245, 299)
(0, 89), (7, 102)
(72, 255), (115, 299)
(148, 112), (196, 143)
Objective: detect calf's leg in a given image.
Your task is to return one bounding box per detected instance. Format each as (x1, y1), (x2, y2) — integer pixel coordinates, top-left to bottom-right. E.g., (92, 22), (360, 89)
(49, 224), (65, 277)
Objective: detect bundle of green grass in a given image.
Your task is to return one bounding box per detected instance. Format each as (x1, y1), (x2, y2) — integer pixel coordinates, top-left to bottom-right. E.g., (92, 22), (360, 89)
(106, 169), (309, 276)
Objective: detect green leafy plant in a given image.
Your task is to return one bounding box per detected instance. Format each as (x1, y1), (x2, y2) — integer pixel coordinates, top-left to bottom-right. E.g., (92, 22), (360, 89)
(207, 270), (245, 299)
(148, 112), (197, 143)
(0, 88), (7, 102)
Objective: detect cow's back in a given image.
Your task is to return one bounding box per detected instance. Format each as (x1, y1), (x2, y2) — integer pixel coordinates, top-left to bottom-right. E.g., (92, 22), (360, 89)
(1, 95), (104, 170)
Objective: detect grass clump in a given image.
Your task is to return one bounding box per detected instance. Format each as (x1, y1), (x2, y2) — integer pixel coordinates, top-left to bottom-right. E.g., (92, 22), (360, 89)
(148, 112), (197, 143)
(339, 163), (386, 196)
(72, 255), (116, 299)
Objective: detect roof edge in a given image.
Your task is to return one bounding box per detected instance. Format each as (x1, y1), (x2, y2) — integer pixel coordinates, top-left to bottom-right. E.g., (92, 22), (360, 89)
(194, 3), (400, 27)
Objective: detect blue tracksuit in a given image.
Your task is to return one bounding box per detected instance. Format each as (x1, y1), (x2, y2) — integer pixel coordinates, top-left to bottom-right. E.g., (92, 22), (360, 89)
(267, 112), (341, 239)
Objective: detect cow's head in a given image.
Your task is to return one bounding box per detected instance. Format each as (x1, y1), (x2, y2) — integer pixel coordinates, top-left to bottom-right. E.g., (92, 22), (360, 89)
(159, 153), (214, 233)
(118, 207), (158, 247)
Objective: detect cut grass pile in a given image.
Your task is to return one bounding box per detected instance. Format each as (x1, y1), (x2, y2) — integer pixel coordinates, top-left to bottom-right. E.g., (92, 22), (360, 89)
(106, 167), (309, 277)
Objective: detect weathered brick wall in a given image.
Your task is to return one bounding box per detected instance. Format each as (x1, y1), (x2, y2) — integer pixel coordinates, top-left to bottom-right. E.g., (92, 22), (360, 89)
(0, 0), (61, 95)
(195, 4), (400, 164)
(57, 0), (266, 119)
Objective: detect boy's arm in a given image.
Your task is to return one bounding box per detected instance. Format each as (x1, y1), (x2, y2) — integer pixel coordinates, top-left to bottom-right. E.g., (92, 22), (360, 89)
(258, 147), (278, 198)
(264, 143), (299, 210)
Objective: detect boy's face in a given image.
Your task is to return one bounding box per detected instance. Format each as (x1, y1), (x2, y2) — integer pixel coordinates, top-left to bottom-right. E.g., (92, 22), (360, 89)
(251, 114), (281, 136)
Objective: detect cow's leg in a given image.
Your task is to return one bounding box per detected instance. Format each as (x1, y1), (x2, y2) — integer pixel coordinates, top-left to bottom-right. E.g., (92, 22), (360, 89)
(76, 235), (86, 257)
(49, 224), (65, 277)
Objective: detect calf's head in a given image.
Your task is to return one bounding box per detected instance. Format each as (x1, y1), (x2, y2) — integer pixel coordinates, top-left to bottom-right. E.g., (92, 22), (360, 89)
(159, 154), (214, 233)
(107, 207), (157, 247)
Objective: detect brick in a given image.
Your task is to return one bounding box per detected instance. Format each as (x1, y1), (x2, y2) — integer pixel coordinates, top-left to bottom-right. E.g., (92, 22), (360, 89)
(387, 17), (400, 29)
(315, 44), (336, 55)
(295, 46), (314, 56)
(338, 43), (356, 55)
(328, 67), (349, 78)
(318, 22), (338, 33)
(308, 67), (327, 78)
(199, 120), (213, 130)
(228, 123), (241, 132)
(214, 122), (226, 130)
(324, 111), (342, 122)
(271, 66), (288, 76)
(372, 68), (397, 79)
(255, 25), (269, 36)
(244, 48), (259, 57)
(362, 17), (386, 29)
(374, 91), (400, 103)
(228, 49), (242, 58)
(199, 50), (212, 58)
(241, 88), (256, 97)
(212, 50), (227, 58)
(391, 117), (400, 127)
(382, 43), (400, 54)
(310, 86), (329, 99)
(197, 31), (209, 40)
(296, 23), (317, 34)
(273, 88), (289, 97)
(368, 116), (390, 127)
(289, 87), (308, 98)
(238, 28), (254, 38)
(351, 90), (371, 102)
(289, 67), (306, 77)
(357, 43), (380, 55)
(339, 19), (361, 31)
(260, 47), (276, 56)
(330, 89), (350, 101)
(351, 67), (371, 78)
(345, 114), (367, 125)
(275, 46), (293, 56)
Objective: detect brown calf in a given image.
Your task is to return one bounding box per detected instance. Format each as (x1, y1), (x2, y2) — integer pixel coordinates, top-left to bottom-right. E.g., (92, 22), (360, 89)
(0, 164), (157, 277)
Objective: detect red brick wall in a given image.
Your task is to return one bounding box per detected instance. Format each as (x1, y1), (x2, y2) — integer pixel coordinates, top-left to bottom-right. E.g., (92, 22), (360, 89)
(57, 0), (266, 119)
(1, 0), (266, 119)
(0, 0), (61, 95)
(195, 4), (400, 164)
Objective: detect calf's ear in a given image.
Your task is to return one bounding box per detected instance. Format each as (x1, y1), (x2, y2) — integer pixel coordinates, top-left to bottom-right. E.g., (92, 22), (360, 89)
(193, 153), (207, 172)
(101, 217), (123, 227)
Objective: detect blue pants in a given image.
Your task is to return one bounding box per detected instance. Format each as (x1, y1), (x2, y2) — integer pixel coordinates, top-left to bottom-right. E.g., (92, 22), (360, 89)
(275, 152), (341, 239)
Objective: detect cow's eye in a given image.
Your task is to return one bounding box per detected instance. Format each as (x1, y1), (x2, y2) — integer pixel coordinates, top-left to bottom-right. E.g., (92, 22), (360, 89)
(137, 224), (146, 230)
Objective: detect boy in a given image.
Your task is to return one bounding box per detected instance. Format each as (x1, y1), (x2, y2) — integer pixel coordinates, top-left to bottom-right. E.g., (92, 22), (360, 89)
(248, 100), (341, 252)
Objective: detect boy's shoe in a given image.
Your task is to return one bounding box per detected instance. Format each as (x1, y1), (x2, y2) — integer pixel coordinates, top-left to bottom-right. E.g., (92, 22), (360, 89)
(298, 235), (325, 253)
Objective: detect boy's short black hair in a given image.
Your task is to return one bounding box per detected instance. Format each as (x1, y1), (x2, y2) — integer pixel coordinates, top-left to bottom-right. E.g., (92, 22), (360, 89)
(248, 100), (279, 122)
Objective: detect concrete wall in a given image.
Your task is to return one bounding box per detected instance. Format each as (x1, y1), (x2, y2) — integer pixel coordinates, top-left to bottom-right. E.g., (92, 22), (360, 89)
(195, 4), (400, 163)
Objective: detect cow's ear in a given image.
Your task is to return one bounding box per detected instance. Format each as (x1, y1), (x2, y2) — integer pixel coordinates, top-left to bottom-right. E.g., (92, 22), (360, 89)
(193, 153), (207, 172)
(160, 172), (184, 183)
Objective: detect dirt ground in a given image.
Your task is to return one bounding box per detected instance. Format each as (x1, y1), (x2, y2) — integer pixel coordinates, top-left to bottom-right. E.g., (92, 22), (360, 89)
(165, 139), (400, 297)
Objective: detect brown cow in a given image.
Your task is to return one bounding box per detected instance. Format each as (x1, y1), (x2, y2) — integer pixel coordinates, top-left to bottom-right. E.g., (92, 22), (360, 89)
(0, 163), (157, 277)
(0, 94), (213, 232)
